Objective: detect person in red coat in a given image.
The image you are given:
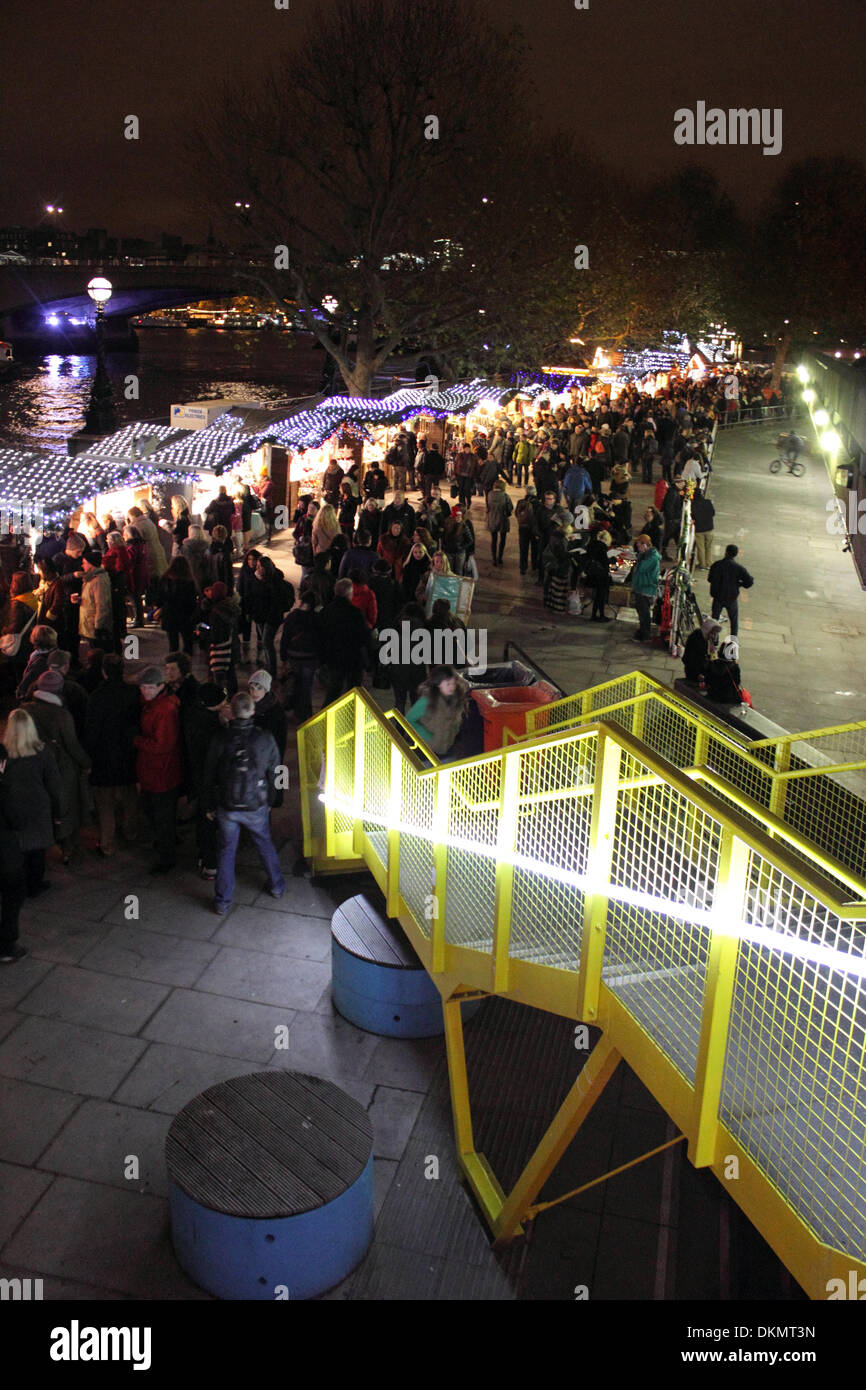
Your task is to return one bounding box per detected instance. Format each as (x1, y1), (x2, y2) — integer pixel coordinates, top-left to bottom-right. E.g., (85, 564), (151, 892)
(135, 665), (183, 873)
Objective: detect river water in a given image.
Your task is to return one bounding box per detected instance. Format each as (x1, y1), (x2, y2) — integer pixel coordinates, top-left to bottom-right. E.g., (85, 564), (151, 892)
(0, 329), (320, 452)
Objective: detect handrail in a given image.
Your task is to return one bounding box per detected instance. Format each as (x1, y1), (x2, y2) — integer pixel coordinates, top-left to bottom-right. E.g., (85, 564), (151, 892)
(300, 687), (866, 1296)
(501, 639), (566, 696)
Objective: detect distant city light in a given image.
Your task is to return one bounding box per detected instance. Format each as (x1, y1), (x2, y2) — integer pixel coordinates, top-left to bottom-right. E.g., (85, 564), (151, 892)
(46, 315), (59, 326)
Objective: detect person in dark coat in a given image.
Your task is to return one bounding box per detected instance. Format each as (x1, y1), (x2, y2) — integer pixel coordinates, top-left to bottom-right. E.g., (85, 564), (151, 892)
(47, 649), (87, 742)
(318, 579), (375, 705)
(209, 524), (235, 593)
(248, 669), (287, 758)
(16, 624), (59, 702)
(203, 486), (235, 535)
(253, 555), (294, 676)
(367, 559), (400, 633)
(22, 669), (91, 859)
(279, 590), (322, 723)
(583, 528), (612, 621)
(157, 555), (199, 655)
(682, 618), (722, 685)
(708, 544), (754, 637)
(0, 784), (27, 962)
(83, 653), (140, 855)
(181, 681), (227, 880)
(386, 602), (429, 713)
(0, 706), (63, 896)
(249, 669), (288, 808)
(362, 461), (387, 500)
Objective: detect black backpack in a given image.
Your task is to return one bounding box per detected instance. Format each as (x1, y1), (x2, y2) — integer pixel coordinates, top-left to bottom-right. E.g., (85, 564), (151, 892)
(220, 729), (268, 811)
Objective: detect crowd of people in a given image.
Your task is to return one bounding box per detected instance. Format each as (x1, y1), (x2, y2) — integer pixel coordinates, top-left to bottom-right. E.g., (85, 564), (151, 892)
(0, 369), (768, 964)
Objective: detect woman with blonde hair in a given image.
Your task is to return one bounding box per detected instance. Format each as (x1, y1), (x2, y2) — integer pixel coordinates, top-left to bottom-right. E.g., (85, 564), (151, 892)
(0, 707), (62, 902)
(311, 502), (341, 571)
(170, 495), (192, 551)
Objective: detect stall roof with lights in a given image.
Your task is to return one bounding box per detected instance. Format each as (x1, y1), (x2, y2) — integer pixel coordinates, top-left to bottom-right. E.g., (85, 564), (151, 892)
(0, 378), (562, 521)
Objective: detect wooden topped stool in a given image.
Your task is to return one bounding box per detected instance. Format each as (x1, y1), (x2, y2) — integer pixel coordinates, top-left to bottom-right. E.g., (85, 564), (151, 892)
(331, 893), (483, 1037)
(166, 1070), (374, 1299)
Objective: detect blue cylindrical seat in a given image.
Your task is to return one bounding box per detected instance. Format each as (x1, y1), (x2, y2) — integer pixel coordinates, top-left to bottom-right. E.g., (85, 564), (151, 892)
(166, 1071), (373, 1300)
(331, 894), (483, 1038)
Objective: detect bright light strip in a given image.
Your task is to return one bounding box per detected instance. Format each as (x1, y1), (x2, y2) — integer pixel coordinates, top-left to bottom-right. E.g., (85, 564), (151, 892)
(319, 793), (866, 978)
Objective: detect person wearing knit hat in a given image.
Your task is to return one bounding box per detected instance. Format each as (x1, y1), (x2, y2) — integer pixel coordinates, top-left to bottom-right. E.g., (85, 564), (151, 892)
(204, 581), (228, 602)
(22, 668), (92, 860)
(137, 666), (165, 688)
(248, 668), (287, 772)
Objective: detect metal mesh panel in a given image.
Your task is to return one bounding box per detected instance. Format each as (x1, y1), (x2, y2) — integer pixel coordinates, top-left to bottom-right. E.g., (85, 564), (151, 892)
(301, 717), (327, 853)
(754, 725), (866, 767)
(510, 737), (597, 970)
(361, 712), (391, 871)
(332, 702), (356, 838)
(639, 698), (699, 768)
(704, 733), (773, 810)
(591, 676), (643, 712)
(720, 854), (866, 1261)
(780, 770), (866, 883)
(603, 751), (720, 1083)
(444, 760), (501, 949)
(398, 760), (436, 939)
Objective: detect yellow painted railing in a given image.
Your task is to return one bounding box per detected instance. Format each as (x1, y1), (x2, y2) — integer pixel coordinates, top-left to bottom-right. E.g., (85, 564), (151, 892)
(514, 672), (866, 890)
(299, 688), (866, 1300)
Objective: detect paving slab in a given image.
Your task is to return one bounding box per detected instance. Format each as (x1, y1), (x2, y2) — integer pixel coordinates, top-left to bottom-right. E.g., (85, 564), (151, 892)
(0, 1016), (146, 1097)
(142, 987), (296, 1062)
(265, 1009), (383, 1080)
(212, 907), (332, 961)
(78, 925), (220, 987)
(2, 1175), (208, 1299)
(36, 1098), (172, 1197)
(0, 1262), (131, 1300)
(193, 946), (331, 1011)
(19, 913), (111, 967)
(101, 888), (225, 940)
(0, 1160), (55, 1249)
(112, 1041), (268, 1114)
(16, 965), (170, 1036)
(0, 1078), (83, 1166)
(368, 1085), (426, 1160)
(0, 956), (54, 1010)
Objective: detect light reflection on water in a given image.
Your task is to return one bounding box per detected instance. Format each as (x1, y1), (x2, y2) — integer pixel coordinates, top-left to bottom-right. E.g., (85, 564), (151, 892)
(0, 329), (317, 451)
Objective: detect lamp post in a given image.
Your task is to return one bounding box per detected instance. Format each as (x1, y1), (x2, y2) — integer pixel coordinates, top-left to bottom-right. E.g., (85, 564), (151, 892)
(83, 274), (118, 435)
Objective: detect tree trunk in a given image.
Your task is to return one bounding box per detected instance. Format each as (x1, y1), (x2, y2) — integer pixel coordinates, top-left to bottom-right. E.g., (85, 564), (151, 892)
(340, 354), (377, 398)
(770, 330), (792, 389)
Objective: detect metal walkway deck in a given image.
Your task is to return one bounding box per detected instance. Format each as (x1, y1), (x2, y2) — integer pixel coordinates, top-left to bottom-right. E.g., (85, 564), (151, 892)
(299, 677), (866, 1300)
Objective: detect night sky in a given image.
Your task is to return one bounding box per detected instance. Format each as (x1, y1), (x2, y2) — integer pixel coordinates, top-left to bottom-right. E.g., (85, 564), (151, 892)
(2, 0), (865, 238)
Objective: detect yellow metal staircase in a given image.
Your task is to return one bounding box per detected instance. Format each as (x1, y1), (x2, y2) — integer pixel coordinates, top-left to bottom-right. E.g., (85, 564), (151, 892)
(298, 675), (866, 1300)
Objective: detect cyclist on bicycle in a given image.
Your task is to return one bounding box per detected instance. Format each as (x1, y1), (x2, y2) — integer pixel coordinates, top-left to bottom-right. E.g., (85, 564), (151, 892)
(778, 430), (805, 462)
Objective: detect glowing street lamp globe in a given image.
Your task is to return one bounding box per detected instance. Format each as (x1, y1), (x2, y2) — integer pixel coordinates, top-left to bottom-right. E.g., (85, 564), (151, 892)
(814, 409), (830, 428)
(821, 430), (842, 454)
(802, 388), (816, 404)
(87, 276), (113, 306)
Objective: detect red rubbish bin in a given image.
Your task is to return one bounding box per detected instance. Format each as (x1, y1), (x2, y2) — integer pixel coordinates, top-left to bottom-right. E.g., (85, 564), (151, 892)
(471, 683), (558, 750)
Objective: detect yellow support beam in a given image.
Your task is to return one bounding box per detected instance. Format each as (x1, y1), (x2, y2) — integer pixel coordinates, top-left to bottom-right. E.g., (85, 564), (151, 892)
(576, 728), (622, 1021)
(493, 1034), (621, 1243)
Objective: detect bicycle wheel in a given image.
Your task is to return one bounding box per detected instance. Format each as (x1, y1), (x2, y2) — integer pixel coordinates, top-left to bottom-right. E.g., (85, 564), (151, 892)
(790, 461), (806, 477)
(769, 459), (781, 474)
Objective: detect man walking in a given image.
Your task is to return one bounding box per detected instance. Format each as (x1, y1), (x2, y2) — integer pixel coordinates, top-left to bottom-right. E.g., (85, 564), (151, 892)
(708, 544), (754, 637)
(202, 691), (285, 914)
(690, 491), (715, 571)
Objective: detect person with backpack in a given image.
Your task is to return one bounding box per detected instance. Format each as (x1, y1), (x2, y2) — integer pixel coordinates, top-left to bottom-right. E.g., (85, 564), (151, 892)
(202, 690), (285, 914)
